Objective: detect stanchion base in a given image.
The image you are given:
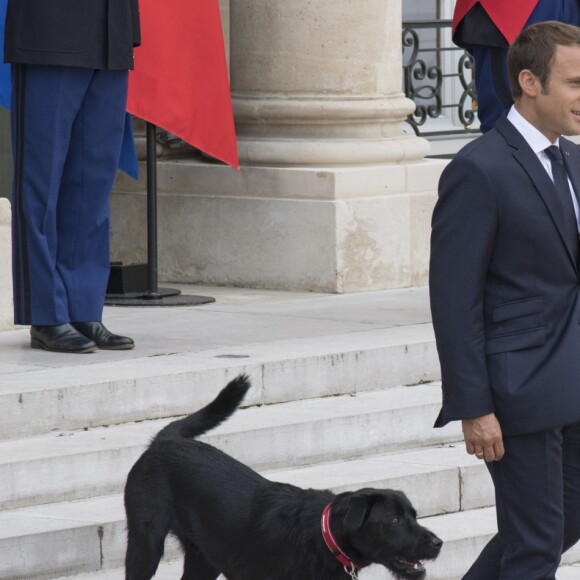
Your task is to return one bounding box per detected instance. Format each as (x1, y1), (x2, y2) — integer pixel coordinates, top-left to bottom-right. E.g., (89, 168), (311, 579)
(105, 287), (215, 307)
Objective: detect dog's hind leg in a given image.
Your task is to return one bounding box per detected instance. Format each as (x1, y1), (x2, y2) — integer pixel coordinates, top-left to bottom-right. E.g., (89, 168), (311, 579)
(125, 527), (167, 580)
(180, 540), (221, 580)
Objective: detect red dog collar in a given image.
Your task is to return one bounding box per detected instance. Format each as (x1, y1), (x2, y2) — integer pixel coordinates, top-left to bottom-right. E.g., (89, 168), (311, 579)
(321, 503), (364, 574)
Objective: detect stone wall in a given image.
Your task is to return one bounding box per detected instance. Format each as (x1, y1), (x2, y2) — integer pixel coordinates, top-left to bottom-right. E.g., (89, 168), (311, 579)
(110, 0), (447, 293)
(0, 198), (13, 330)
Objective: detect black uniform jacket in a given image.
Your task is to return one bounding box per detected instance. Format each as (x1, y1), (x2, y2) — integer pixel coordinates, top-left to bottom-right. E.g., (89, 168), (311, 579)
(4, 0), (140, 70)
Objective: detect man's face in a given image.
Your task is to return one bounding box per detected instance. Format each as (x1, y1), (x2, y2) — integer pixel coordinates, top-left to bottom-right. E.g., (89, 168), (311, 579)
(528, 44), (580, 141)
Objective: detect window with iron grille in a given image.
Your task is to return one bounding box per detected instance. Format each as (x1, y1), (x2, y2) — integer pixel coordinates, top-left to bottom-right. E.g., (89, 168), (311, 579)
(403, 0), (479, 138)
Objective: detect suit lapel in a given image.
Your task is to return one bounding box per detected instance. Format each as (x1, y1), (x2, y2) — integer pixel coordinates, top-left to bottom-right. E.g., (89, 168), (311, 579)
(496, 115), (579, 271)
(561, 139), (580, 270)
(560, 139), (580, 208)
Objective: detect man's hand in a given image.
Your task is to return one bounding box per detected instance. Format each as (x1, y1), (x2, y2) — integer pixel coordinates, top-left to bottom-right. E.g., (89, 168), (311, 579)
(462, 413), (505, 462)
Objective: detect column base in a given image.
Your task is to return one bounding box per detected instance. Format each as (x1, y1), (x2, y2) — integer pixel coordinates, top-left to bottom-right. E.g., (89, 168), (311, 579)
(238, 135), (430, 166)
(233, 95), (430, 166)
(111, 158), (447, 293)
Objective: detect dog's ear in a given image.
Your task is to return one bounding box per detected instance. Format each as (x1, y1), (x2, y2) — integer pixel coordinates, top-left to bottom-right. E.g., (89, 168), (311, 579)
(342, 494), (371, 532)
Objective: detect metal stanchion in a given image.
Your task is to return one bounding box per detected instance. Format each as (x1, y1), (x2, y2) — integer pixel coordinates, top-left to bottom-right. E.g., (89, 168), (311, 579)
(105, 122), (215, 307)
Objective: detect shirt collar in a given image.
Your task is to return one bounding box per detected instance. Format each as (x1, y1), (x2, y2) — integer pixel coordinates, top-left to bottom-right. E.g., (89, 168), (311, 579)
(507, 105), (559, 153)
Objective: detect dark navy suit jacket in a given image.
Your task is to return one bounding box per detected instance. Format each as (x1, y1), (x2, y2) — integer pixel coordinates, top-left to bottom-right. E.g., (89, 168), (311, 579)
(430, 113), (580, 436)
(4, 0), (140, 70)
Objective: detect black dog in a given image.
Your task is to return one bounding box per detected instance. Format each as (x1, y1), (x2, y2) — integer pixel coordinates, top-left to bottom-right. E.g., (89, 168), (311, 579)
(124, 375), (442, 580)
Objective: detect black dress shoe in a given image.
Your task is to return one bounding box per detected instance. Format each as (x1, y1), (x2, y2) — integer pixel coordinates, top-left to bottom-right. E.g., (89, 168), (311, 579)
(30, 324), (98, 353)
(72, 321), (135, 350)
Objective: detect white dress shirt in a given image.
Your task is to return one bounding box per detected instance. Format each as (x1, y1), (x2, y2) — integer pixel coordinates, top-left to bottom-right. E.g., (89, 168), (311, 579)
(507, 106), (580, 232)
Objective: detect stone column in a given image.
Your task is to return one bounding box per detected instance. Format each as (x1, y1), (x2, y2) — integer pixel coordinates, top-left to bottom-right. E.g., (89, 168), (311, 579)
(0, 198), (13, 330)
(230, 0), (429, 166)
(111, 0), (447, 292)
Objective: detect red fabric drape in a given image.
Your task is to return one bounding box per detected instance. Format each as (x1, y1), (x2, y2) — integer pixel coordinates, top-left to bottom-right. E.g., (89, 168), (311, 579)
(452, 0), (540, 44)
(127, 0), (238, 169)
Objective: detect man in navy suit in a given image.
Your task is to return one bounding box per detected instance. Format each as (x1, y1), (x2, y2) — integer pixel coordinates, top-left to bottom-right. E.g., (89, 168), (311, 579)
(430, 21), (580, 578)
(4, 0), (139, 352)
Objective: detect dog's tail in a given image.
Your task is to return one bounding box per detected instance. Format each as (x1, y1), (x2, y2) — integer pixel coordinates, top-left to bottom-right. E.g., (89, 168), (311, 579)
(155, 374), (251, 441)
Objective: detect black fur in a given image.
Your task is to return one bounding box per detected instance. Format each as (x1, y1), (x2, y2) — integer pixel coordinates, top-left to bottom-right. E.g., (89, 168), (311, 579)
(124, 375), (442, 580)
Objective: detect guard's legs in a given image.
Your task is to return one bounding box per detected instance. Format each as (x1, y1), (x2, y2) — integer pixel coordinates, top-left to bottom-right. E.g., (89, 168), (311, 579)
(57, 68), (128, 322)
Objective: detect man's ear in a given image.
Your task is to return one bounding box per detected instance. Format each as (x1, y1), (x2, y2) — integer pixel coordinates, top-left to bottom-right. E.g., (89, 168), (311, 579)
(343, 494), (370, 532)
(519, 69), (541, 97)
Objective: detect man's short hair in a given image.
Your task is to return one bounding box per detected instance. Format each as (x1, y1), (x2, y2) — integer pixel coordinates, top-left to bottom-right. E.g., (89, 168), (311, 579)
(507, 21), (580, 100)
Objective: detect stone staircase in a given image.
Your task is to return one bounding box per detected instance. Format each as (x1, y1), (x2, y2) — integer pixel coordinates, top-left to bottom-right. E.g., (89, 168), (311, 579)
(1, 290), (579, 579)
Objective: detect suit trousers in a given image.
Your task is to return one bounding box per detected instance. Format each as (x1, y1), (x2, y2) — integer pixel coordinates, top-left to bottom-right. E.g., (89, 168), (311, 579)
(463, 420), (580, 579)
(11, 64), (128, 325)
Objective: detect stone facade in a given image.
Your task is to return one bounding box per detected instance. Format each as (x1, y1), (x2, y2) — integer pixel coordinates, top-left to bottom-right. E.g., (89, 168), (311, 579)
(0, 198), (13, 330)
(110, 0), (447, 293)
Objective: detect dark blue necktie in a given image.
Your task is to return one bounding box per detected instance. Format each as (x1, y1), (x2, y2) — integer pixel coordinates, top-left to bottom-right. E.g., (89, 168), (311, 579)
(545, 145), (578, 257)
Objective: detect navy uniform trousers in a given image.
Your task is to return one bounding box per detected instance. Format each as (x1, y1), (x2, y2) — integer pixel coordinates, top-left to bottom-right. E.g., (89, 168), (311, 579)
(463, 421), (580, 579)
(11, 64), (128, 326)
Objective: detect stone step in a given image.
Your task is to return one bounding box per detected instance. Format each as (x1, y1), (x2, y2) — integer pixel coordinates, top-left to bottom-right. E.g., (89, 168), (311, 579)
(1, 383), (462, 510)
(424, 508), (580, 580)
(0, 495), (126, 580)
(8, 499), (579, 580)
(268, 443), (494, 517)
(0, 323), (438, 440)
(52, 562), (580, 580)
(557, 565), (580, 579)
(0, 464), (473, 580)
